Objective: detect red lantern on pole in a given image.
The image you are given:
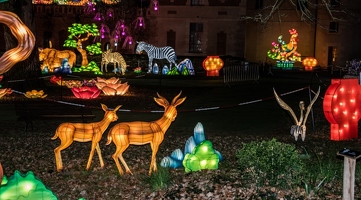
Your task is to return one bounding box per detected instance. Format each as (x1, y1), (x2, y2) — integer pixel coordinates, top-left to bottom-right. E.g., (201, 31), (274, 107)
(202, 56), (224, 76)
(302, 57), (318, 71)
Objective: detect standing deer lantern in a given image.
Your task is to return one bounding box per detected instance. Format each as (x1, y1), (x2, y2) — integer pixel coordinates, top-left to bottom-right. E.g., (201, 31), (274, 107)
(106, 91), (186, 175)
(52, 104), (122, 172)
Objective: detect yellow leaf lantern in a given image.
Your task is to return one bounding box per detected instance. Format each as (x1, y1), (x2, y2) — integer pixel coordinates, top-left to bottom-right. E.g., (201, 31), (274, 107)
(202, 56), (224, 76)
(302, 57), (318, 71)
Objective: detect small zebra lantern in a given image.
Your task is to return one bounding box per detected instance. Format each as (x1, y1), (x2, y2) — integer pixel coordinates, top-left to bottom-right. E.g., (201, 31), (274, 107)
(136, 41), (177, 73)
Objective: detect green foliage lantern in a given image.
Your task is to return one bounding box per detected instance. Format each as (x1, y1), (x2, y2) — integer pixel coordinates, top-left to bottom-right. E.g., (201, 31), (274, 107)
(182, 140), (220, 172)
(63, 23), (101, 67)
(0, 170), (57, 200)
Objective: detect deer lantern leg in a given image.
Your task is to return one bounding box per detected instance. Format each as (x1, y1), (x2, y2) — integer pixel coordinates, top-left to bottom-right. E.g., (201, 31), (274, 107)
(52, 104), (121, 172)
(107, 91), (186, 176)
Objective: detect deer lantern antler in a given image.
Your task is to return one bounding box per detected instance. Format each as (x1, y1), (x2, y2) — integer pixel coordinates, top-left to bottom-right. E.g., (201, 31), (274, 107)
(273, 87), (320, 141)
(106, 91), (186, 175)
(52, 104), (122, 172)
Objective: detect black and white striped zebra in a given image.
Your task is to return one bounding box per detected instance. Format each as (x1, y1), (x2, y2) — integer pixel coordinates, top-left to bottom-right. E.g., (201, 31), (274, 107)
(136, 41), (177, 73)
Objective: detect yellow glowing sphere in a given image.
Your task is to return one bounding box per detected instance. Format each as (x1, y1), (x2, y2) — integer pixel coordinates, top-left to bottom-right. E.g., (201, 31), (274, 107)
(202, 56), (224, 76)
(302, 57), (318, 67)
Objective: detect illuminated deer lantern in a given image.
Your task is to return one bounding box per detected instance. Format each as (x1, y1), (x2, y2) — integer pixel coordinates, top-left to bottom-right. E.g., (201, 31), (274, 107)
(106, 91), (186, 175)
(52, 104), (122, 172)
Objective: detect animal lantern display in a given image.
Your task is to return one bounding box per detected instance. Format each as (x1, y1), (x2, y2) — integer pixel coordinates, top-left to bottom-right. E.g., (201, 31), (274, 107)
(0, 11), (35, 75)
(52, 104), (122, 172)
(323, 79), (361, 140)
(136, 41), (177, 73)
(273, 87), (320, 141)
(101, 49), (127, 75)
(38, 48), (76, 73)
(267, 28), (302, 66)
(106, 91), (186, 175)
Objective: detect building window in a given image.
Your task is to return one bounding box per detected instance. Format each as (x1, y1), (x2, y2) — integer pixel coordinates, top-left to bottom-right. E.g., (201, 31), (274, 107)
(255, 0), (263, 9)
(330, 0), (340, 7)
(191, 0), (204, 6)
(329, 21), (339, 33)
(167, 30), (176, 49)
(189, 23), (203, 53)
(297, 0), (308, 10)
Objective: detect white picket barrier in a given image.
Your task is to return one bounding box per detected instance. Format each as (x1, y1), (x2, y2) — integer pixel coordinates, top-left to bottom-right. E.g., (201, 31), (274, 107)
(223, 62), (259, 84)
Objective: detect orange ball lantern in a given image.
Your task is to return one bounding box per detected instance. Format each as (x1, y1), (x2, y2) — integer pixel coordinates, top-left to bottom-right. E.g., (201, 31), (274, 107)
(302, 57), (318, 71)
(202, 56), (224, 76)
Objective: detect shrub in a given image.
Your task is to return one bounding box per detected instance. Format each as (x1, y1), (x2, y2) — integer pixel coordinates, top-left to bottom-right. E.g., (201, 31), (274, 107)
(236, 138), (305, 188)
(143, 165), (172, 191)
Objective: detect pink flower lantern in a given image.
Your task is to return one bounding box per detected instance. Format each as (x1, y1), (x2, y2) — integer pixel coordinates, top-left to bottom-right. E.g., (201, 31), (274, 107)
(71, 86), (101, 99)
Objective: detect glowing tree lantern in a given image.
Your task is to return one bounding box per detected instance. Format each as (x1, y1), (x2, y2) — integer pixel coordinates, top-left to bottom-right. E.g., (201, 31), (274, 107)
(302, 57), (318, 71)
(0, 170), (57, 200)
(202, 56), (224, 76)
(63, 23), (102, 67)
(0, 11), (35, 75)
(323, 79), (361, 140)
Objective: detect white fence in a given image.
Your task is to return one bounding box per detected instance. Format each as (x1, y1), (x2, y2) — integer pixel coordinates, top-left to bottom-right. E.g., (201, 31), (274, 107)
(223, 62), (259, 84)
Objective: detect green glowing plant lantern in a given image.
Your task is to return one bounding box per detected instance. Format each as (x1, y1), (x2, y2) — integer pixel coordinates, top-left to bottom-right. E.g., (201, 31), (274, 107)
(182, 140), (220, 172)
(63, 23), (101, 67)
(0, 170), (57, 200)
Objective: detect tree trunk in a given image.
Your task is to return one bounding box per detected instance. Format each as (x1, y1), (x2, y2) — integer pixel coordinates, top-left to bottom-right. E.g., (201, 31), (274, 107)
(77, 47), (89, 66)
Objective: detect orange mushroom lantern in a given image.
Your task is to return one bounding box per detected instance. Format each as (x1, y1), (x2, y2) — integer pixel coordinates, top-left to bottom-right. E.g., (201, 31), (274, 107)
(202, 56), (224, 76)
(302, 57), (318, 71)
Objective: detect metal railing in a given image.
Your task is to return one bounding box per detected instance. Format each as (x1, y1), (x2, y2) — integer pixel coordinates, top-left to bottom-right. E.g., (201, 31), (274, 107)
(223, 62), (259, 85)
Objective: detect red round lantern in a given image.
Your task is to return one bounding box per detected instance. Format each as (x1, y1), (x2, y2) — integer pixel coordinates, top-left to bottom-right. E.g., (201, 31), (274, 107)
(202, 56), (224, 76)
(302, 57), (318, 71)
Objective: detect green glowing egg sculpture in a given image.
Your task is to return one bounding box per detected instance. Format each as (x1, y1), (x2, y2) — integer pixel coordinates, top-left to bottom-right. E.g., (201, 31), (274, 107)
(0, 170), (57, 200)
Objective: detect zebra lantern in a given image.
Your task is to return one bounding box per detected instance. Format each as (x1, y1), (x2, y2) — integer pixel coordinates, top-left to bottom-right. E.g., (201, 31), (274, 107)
(136, 41), (177, 73)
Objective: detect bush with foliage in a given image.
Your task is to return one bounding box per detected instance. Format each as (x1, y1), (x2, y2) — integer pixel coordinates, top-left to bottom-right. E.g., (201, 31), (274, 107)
(236, 138), (305, 188)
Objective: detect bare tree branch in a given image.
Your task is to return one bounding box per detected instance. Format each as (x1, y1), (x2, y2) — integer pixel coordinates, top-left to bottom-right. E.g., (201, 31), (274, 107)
(240, 0), (361, 31)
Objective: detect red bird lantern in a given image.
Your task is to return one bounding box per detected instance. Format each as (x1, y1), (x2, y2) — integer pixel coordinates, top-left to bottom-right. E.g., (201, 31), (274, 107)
(323, 79), (361, 140)
(202, 56), (224, 76)
(302, 57), (317, 71)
